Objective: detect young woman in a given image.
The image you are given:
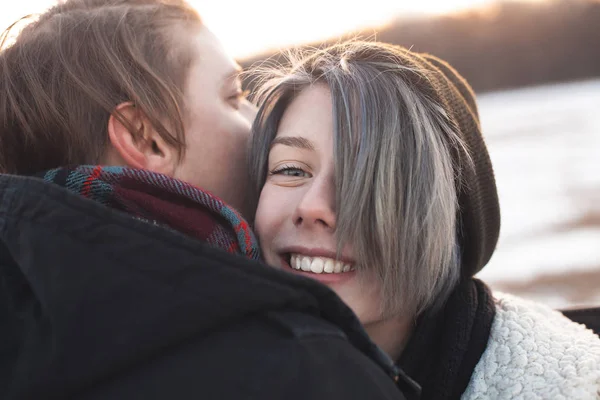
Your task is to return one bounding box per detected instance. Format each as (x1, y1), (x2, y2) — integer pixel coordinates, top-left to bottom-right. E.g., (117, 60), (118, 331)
(0, 3), (411, 399)
(250, 41), (600, 399)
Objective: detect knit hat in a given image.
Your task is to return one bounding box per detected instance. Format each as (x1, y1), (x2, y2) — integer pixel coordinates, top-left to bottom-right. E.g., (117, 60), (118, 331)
(394, 47), (501, 277)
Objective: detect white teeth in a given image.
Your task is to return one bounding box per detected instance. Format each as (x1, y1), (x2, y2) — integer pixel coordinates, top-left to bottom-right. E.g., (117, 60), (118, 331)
(291, 254), (299, 270)
(334, 261), (343, 273)
(333, 261), (342, 273)
(323, 259), (334, 273)
(288, 254), (354, 274)
(301, 257), (312, 272)
(310, 258), (324, 273)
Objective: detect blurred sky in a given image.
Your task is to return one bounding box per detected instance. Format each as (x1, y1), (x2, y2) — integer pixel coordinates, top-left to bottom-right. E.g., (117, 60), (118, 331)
(1, 0), (546, 59)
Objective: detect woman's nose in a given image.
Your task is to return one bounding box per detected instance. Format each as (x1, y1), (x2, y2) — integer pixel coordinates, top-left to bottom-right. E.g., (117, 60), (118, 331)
(292, 176), (336, 230)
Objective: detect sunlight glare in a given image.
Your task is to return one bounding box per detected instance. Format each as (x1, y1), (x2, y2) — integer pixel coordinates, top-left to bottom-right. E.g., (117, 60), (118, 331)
(2, 0), (502, 58)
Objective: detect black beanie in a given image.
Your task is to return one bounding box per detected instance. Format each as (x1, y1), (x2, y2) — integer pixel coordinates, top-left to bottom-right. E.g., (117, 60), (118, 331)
(392, 47), (501, 277)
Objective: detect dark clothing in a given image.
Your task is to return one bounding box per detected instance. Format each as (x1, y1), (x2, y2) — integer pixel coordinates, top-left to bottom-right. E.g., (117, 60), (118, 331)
(398, 279), (495, 400)
(563, 307), (600, 336)
(0, 174), (414, 400)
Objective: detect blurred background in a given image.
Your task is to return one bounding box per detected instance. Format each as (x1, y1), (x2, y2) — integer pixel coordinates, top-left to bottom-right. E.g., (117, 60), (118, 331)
(3, 0), (599, 309)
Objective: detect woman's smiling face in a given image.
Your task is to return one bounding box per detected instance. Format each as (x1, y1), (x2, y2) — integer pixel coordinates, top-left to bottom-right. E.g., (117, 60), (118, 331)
(254, 84), (384, 325)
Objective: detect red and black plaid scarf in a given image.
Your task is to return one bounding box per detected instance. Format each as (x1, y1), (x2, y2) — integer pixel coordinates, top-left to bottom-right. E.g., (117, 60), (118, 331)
(38, 165), (260, 260)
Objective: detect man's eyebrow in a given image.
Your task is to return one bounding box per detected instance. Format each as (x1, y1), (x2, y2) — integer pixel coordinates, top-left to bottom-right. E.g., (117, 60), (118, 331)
(222, 64), (243, 83)
(270, 136), (315, 151)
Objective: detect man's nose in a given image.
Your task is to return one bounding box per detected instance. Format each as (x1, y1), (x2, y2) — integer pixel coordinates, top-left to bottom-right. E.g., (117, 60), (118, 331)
(240, 98), (257, 126)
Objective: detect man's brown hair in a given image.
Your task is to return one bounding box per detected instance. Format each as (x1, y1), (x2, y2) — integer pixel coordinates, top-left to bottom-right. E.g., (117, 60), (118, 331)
(0, 0), (202, 174)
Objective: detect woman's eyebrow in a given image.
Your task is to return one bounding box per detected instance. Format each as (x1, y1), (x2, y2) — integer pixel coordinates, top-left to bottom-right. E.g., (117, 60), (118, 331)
(270, 136), (315, 151)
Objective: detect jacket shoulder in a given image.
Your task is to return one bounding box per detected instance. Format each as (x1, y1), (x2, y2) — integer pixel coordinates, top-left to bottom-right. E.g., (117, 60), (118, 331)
(262, 310), (348, 340)
(463, 293), (600, 399)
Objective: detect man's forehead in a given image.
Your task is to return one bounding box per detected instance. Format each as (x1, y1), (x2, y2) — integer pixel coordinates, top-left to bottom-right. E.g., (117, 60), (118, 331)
(192, 27), (239, 81)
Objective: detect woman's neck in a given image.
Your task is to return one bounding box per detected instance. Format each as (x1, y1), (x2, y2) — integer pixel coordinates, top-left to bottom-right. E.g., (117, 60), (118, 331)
(364, 313), (415, 362)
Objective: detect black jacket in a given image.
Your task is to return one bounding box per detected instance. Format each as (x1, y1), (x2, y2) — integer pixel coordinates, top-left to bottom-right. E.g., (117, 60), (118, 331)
(0, 174), (417, 400)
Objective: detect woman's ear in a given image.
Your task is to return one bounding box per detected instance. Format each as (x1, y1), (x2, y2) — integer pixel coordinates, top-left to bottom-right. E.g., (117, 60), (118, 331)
(107, 102), (177, 175)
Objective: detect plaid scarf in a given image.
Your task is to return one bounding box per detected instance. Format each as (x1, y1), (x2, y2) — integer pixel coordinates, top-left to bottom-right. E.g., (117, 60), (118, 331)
(38, 165), (260, 260)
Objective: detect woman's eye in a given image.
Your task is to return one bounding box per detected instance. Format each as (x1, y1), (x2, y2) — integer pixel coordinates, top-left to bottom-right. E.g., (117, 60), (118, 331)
(270, 165), (311, 178)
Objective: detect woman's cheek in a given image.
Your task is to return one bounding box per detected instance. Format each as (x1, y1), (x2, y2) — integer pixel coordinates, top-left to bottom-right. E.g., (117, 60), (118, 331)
(255, 186), (279, 238)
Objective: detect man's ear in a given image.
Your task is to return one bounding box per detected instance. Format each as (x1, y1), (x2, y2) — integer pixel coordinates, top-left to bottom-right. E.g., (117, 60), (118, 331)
(107, 102), (177, 174)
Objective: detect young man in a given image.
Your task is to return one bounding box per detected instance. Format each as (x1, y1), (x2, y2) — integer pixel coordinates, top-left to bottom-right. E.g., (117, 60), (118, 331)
(0, 0), (416, 398)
